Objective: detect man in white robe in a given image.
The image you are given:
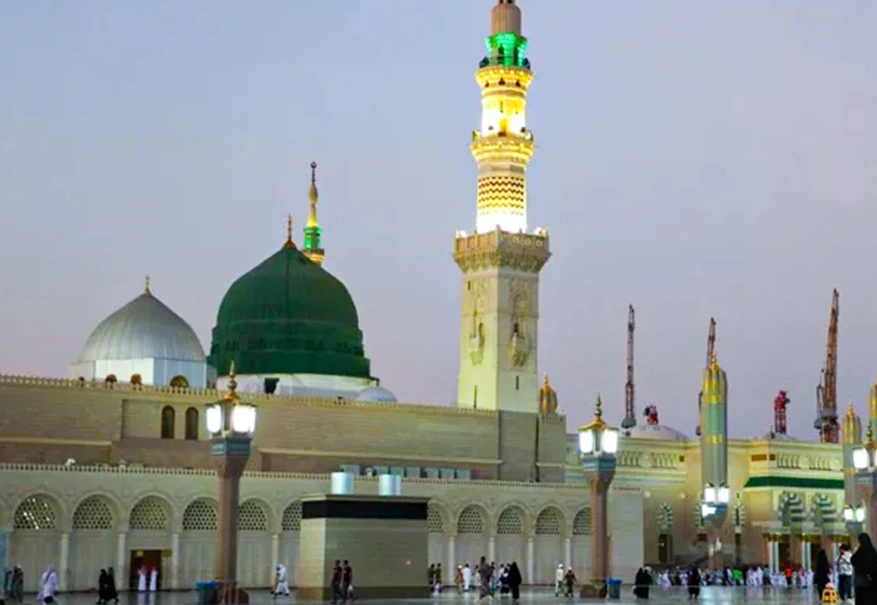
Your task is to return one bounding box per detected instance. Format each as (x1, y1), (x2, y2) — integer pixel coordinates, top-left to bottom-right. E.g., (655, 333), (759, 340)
(137, 567), (147, 593)
(462, 564), (472, 593)
(37, 566), (59, 604)
(273, 564), (290, 597)
(148, 566), (158, 592)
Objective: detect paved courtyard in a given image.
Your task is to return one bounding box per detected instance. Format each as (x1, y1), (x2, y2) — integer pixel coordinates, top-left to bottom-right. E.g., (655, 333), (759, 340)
(38, 587), (825, 605)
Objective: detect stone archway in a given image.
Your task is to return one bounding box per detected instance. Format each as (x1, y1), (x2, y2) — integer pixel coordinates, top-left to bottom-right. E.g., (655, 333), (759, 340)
(70, 495), (119, 590)
(11, 494), (63, 592)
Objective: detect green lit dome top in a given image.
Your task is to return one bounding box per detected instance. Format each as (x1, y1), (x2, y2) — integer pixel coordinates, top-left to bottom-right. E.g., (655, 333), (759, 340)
(207, 236), (370, 379)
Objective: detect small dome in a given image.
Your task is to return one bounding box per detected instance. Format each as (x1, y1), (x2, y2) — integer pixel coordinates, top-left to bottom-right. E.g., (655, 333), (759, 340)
(625, 424), (689, 441)
(356, 385), (398, 403)
(78, 289), (205, 363)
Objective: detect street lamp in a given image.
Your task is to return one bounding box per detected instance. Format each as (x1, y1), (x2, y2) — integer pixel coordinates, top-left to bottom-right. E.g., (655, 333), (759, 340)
(700, 482), (730, 569)
(578, 395), (618, 598)
(207, 362), (257, 604)
(852, 426), (877, 539)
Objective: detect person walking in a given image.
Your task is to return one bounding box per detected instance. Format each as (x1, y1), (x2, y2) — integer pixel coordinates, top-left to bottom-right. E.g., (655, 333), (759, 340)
(815, 549), (831, 598)
(852, 533), (877, 605)
(838, 545), (854, 603)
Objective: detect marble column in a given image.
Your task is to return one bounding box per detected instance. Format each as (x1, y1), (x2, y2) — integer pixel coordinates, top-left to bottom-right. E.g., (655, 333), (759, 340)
(488, 536), (496, 563)
(59, 532), (70, 592)
(772, 540), (780, 574)
(800, 536), (809, 569)
(526, 536), (534, 584)
(564, 536), (572, 569)
(271, 533), (280, 579)
(116, 531), (127, 591)
(171, 532), (180, 590)
(766, 537), (774, 574)
(447, 534), (456, 585)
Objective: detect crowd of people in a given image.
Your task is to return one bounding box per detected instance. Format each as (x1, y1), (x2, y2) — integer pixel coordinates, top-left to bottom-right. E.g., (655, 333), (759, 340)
(448, 558), (524, 600)
(637, 532), (877, 603)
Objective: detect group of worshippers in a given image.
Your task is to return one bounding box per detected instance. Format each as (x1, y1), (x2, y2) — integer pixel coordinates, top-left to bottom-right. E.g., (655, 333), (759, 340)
(553, 564), (577, 598)
(2, 567), (24, 603)
(427, 563), (443, 595)
(135, 566), (159, 593)
(96, 569), (119, 604)
(453, 558), (523, 600)
(329, 560), (354, 604)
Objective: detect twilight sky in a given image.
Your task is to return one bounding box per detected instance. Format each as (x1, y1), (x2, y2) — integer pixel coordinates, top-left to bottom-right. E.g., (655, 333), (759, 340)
(1, 1), (876, 439)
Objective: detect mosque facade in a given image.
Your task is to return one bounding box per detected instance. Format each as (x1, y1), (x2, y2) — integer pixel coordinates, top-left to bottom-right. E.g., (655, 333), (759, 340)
(0, 0), (856, 596)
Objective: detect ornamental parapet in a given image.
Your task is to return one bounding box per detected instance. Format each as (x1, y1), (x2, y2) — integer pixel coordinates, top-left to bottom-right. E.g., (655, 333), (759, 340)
(0, 373), (497, 418)
(454, 229), (550, 273)
(470, 134), (535, 163)
(475, 64), (533, 90)
(0, 462), (589, 490)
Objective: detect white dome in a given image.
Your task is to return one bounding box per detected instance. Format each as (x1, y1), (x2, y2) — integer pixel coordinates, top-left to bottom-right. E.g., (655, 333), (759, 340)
(77, 290), (205, 363)
(356, 385), (398, 403)
(624, 424), (689, 441)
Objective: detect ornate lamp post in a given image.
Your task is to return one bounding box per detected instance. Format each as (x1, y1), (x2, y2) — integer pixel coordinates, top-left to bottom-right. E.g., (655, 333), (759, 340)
(578, 396), (619, 597)
(852, 426), (877, 539)
(700, 482), (730, 569)
(206, 363), (257, 604)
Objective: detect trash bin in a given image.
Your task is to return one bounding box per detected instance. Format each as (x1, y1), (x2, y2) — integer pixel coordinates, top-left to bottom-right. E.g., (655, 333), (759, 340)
(195, 580), (219, 605)
(607, 578), (623, 600)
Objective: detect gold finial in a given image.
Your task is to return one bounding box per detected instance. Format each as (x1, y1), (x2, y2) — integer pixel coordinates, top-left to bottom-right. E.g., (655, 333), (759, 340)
(224, 361), (238, 401)
(709, 352), (718, 370)
(595, 394), (603, 420)
(144, 274), (151, 294)
(867, 423), (874, 446)
(283, 214), (296, 249)
(542, 373), (550, 388)
(307, 161), (319, 228)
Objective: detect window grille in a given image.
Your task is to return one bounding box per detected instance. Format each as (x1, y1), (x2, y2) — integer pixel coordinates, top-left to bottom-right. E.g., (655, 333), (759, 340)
(13, 496), (57, 530)
(73, 496), (114, 530)
(183, 499), (218, 531)
(130, 496), (170, 531)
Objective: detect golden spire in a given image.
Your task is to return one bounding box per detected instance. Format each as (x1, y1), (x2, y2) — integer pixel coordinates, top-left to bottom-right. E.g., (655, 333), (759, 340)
(224, 361), (238, 401)
(709, 351), (718, 370)
(542, 373), (550, 388)
(283, 214), (296, 249)
(307, 161), (319, 228)
(595, 394), (603, 420)
(866, 423), (874, 448)
(144, 274), (151, 295)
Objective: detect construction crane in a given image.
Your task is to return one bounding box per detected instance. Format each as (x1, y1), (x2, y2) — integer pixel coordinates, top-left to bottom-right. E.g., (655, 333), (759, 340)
(815, 289), (840, 443)
(696, 318), (716, 437)
(622, 305), (637, 429)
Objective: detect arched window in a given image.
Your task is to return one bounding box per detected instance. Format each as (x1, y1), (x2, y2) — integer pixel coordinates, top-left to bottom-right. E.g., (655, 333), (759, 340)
(161, 406), (175, 439)
(185, 407), (199, 441)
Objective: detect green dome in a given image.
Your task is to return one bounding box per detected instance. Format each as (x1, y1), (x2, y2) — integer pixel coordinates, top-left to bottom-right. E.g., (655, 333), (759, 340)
(207, 243), (371, 379)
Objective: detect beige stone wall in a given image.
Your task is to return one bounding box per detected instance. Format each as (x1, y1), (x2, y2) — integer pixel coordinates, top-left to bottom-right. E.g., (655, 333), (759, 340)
(0, 462), (637, 591)
(0, 377), (567, 481)
(297, 513), (428, 600)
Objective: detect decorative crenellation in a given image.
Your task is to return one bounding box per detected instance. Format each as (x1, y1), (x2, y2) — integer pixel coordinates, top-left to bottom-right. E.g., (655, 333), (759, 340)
(0, 462), (589, 490)
(454, 230), (550, 273)
(0, 373), (497, 417)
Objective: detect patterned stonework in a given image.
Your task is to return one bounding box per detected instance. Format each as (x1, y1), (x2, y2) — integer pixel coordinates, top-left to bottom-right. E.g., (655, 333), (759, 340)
(454, 231), (550, 273)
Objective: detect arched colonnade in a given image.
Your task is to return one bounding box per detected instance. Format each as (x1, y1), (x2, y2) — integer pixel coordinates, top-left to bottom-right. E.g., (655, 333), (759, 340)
(426, 502), (595, 585)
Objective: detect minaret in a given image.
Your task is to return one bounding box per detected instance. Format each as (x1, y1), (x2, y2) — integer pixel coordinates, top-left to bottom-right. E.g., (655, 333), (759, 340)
(454, 0), (550, 413)
(842, 402), (863, 508)
(701, 348), (729, 491)
(302, 161), (325, 266)
(700, 338), (729, 568)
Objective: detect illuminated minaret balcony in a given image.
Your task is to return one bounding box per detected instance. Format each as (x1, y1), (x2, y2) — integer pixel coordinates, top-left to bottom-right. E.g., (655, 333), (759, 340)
(468, 0), (536, 236)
